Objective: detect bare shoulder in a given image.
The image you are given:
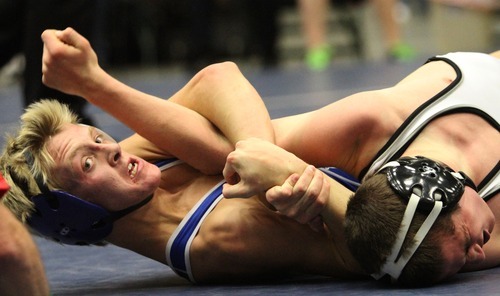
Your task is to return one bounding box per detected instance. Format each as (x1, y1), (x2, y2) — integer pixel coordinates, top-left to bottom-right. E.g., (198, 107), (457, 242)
(490, 50), (500, 59)
(396, 58), (457, 88)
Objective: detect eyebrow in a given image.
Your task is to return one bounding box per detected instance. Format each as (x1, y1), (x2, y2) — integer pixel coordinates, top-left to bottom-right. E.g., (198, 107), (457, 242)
(67, 126), (94, 172)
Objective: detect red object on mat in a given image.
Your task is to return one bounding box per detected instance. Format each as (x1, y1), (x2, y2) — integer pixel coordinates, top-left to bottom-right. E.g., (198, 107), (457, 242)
(0, 173), (10, 198)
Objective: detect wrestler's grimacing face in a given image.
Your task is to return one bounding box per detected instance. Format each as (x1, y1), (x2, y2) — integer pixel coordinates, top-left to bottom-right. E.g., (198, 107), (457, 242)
(47, 123), (161, 211)
(439, 187), (494, 280)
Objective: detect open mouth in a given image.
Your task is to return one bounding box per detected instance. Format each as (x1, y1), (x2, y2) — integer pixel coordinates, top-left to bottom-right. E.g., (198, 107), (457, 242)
(128, 161), (138, 178)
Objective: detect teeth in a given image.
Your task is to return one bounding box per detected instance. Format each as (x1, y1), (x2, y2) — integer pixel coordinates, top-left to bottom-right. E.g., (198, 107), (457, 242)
(128, 162), (138, 178)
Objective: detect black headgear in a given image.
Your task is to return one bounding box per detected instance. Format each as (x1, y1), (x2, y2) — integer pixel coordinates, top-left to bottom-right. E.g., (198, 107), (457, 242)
(371, 156), (476, 281)
(385, 156), (475, 212)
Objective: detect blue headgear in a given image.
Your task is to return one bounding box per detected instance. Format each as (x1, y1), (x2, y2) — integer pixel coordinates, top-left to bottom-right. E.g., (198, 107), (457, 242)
(20, 151), (152, 245)
(372, 156), (476, 281)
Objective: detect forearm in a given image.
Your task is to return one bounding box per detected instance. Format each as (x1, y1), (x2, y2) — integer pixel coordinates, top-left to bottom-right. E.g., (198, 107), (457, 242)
(91, 62), (275, 170)
(169, 62), (275, 145)
(319, 180), (351, 234)
(259, 150), (354, 238)
(224, 138), (310, 197)
(82, 68), (233, 172)
(42, 28), (232, 172)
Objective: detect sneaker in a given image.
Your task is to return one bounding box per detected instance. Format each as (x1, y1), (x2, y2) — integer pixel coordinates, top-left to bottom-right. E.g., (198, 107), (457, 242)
(389, 43), (416, 63)
(305, 45), (333, 71)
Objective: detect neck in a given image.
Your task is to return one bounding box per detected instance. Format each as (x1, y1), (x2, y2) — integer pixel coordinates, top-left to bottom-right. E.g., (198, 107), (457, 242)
(105, 194), (169, 264)
(321, 179), (363, 273)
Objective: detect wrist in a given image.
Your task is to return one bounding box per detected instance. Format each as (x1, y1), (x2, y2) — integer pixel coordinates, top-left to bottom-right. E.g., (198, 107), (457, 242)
(80, 67), (111, 102)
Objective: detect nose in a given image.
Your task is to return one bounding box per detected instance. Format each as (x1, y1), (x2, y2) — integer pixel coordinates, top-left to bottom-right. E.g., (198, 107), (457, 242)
(103, 142), (121, 166)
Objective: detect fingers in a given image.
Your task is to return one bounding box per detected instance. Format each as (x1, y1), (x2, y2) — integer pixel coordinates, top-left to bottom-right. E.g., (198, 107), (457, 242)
(55, 27), (86, 49)
(41, 29), (58, 43)
(41, 27), (88, 54)
(266, 165), (329, 225)
(266, 173), (299, 206)
(222, 160), (240, 185)
(288, 166), (325, 223)
(40, 27), (99, 98)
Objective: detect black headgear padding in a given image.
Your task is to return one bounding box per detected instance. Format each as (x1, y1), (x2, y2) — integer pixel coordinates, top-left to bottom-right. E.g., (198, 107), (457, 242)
(385, 156), (469, 212)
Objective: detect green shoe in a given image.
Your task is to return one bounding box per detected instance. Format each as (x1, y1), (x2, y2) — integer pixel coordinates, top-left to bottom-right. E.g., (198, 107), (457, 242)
(305, 45), (333, 71)
(389, 43), (416, 62)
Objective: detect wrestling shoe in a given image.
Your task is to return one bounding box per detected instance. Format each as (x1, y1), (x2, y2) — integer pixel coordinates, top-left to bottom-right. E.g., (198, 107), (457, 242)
(388, 43), (415, 63)
(305, 45), (333, 71)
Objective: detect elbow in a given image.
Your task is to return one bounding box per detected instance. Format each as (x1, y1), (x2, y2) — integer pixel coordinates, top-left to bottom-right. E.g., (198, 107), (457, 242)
(194, 61), (241, 87)
(201, 61), (240, 76)
(0, 211), (38, 267)
(0, 238), (30, 266)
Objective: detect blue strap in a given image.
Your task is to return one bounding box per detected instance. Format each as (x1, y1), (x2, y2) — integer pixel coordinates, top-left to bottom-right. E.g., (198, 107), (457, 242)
(168, 181), (224, 281)
(319, 167), (360, 191)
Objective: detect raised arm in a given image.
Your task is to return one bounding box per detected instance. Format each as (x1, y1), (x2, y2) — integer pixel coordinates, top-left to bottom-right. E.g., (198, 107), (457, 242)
(168, 61), (275, 145)
(41, 28), (273, 173)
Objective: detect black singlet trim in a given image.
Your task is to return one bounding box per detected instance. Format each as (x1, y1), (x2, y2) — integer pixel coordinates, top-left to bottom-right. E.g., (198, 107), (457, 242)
(478, 161), (500, 202)
(358, 56), (499, 181)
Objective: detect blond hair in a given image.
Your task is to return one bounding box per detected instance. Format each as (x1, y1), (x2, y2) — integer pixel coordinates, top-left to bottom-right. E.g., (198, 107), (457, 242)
(0, 99), (79, 222)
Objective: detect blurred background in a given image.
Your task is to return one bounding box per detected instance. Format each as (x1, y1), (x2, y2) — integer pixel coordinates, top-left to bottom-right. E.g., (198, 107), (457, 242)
(1, 0), (498, 75)
(82, 0), (500, 70)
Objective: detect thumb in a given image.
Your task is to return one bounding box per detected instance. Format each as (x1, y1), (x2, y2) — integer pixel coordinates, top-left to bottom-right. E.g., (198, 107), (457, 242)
(222, 161), (241, 185)
(222, 182), (253, 199)
(41, 29), (60, 47)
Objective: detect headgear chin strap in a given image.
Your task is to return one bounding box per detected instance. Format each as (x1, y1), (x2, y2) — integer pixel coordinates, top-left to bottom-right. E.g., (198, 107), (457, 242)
(23, 151), (153, 245)
(371, 156), (474, 281)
